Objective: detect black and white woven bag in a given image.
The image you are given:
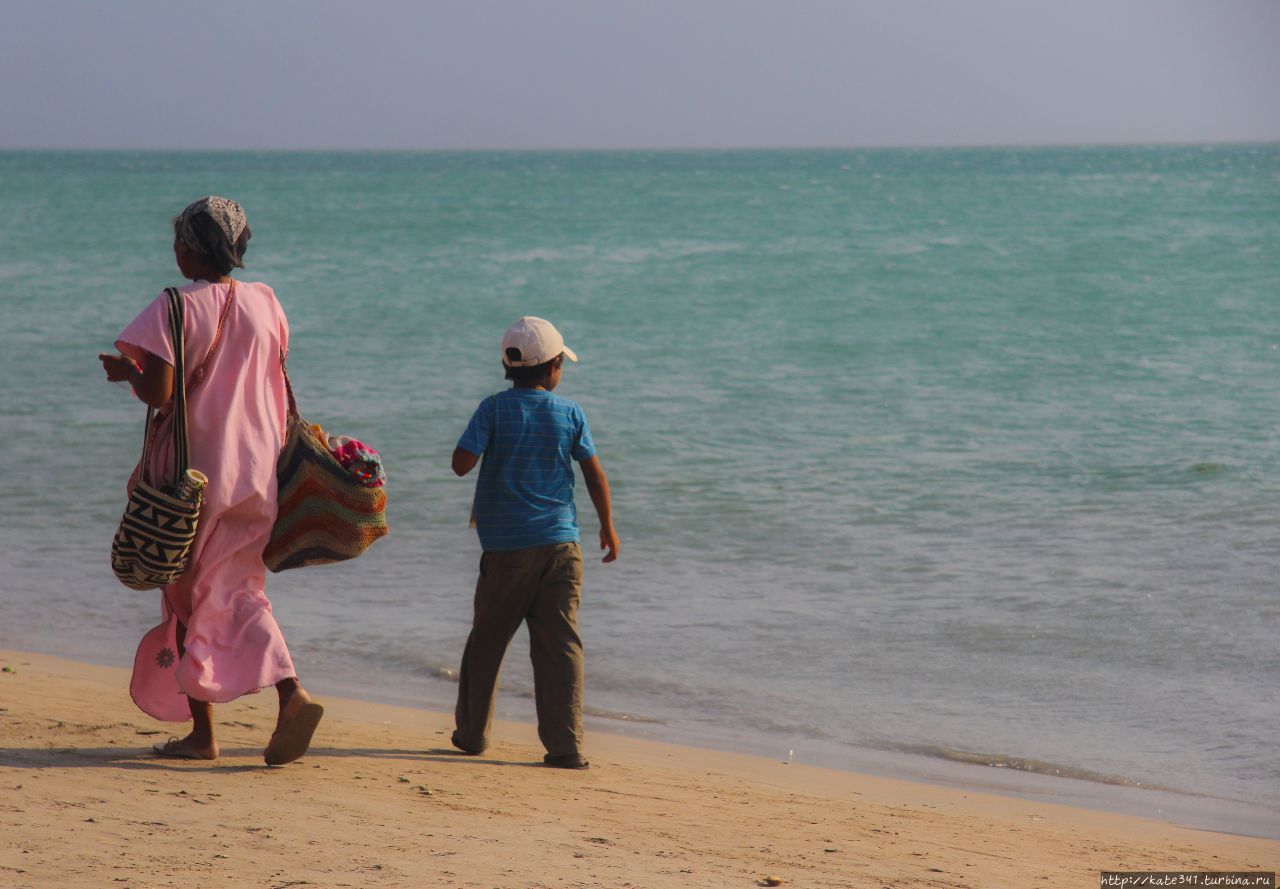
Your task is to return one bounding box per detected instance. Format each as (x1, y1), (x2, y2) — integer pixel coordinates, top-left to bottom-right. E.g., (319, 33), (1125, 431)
(110, 288), (204, 591)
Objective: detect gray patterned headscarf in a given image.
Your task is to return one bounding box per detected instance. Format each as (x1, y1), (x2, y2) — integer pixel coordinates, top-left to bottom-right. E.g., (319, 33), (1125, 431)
(174, 196), (250, 271)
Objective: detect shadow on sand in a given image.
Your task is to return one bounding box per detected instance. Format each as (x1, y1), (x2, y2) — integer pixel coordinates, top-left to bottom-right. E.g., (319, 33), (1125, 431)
(0, 745), (547, 772)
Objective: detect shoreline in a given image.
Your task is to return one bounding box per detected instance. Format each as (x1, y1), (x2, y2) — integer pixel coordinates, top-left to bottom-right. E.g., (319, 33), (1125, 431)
(11, 640), (1280, 842)
(157, 647), (1280, 842)
(1, 649), (1276, 888)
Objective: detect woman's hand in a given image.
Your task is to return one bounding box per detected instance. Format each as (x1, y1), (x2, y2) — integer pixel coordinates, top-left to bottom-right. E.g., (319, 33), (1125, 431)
(100, 352), (139, 382)
(99, 350), (173, 407)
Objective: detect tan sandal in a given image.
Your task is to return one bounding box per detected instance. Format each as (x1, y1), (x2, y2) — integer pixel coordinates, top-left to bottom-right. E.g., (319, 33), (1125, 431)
(263, 694), (324, 766)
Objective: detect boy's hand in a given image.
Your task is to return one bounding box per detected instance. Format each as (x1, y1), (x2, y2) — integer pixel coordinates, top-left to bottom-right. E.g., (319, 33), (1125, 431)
(599, 525), (620, 563)
(579, 455), (617, 563)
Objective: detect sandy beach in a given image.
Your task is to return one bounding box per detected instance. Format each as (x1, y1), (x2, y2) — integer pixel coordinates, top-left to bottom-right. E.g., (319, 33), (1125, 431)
(0, 649), (1273, 888)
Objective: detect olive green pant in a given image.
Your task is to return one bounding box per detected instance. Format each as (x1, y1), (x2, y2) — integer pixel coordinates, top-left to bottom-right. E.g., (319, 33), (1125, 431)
(453, 542), (585, 757)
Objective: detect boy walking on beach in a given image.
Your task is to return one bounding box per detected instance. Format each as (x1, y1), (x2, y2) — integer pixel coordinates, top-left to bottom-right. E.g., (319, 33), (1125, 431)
(450, 316), (619, 769)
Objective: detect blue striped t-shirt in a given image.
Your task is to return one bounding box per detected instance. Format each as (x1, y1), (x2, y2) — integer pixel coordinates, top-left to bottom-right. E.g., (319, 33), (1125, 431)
(457, 388), (596, 552)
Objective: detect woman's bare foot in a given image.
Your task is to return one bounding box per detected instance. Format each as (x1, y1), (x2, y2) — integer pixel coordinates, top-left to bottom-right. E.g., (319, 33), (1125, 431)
(152, 734), (218, 760)
(264, 686), (324, 766)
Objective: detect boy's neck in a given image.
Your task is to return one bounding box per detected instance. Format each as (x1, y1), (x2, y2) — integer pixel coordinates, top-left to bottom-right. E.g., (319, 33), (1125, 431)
(512, 381), (549, 391)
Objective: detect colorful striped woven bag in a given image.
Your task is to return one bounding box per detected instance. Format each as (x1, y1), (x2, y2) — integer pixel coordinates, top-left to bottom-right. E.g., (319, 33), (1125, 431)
(111, 288), (203, 590)
(262, 363), (388, 572)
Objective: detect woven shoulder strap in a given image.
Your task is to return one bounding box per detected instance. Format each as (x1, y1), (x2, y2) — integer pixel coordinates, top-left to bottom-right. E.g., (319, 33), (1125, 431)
(280, 348), (301, 421)
(190, 280), (236, 391)
(138, 288), (191, 486)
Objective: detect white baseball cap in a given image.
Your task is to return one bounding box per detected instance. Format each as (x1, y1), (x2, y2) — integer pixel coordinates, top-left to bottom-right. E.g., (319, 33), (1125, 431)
(501, 316), (578, 367)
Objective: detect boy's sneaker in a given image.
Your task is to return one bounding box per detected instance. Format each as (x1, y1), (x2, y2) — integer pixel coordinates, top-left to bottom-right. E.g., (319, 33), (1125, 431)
(543, 753), (590, 770)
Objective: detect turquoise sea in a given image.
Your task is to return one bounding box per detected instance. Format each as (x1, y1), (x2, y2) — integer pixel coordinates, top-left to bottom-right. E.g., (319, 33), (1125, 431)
(1, 146), (1277, 837)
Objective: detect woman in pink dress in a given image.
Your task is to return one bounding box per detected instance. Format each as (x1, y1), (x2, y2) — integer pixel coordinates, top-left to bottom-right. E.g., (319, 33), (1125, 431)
(100, 197), (323, 765)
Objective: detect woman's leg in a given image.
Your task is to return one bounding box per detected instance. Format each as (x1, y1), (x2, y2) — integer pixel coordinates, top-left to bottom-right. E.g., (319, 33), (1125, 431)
(273, 676), (302, 732)
(154, 620), (219, 759)
(186, 698), (218, 754)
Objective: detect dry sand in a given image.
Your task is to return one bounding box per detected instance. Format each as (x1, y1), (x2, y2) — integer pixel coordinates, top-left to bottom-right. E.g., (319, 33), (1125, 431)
(0, 649), (1274, 888)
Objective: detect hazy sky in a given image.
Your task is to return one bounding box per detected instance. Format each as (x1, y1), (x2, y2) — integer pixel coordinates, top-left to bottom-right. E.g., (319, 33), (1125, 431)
(2, 0), (1277, 150)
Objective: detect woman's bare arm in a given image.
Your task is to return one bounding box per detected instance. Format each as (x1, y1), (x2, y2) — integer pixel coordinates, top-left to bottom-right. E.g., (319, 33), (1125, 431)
(100, 350), (173, 409)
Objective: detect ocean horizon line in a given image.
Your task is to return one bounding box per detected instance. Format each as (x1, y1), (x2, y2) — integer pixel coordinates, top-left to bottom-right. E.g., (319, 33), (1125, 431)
(2, 138), (1278, 155)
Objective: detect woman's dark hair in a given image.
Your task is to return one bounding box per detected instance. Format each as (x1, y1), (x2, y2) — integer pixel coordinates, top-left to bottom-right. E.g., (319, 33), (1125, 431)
(504, 353), (561, 382)
(173, 212), (252, 276)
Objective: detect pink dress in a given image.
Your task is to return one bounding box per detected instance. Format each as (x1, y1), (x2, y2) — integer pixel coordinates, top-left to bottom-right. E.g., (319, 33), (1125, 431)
(117, 280), (295, 722)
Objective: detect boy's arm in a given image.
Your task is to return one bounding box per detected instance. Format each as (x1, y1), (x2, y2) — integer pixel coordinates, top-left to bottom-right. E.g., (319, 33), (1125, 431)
(452, 447), (479, 477)
(578, 454), (619, 563)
